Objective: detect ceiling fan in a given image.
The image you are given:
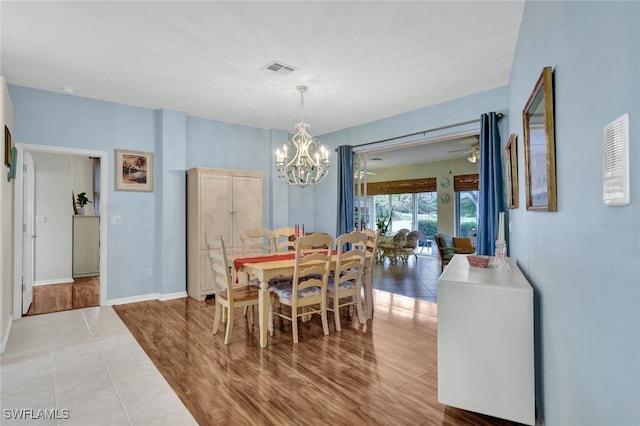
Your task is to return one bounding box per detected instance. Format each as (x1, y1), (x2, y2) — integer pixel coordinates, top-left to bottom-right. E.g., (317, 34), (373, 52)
(448, 137), (480, 163)
(354, 170), (376, 179)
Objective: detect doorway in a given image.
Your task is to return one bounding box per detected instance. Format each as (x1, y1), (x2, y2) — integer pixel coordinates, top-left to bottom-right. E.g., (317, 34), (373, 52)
(13, 144), (108, 319)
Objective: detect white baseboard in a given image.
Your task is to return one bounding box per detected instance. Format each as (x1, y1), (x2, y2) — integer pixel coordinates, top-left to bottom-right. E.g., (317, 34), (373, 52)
(107, 291), (188, 306)
(107, 293), (160, 306)
(1, 316), (13, 354)
(33, 277), (74, 286)
(159, 291), (188, 301)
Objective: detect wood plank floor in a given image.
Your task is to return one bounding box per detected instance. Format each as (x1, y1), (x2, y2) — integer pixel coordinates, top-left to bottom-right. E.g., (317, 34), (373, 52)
(113, 292), (522, 426)
(26, 276), (100, 316)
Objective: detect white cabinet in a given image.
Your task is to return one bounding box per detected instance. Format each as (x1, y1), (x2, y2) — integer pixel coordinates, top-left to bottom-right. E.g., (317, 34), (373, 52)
(437, 254), (535, 425)
(73, 215), (100, 278)
(186, 167), (264, 301)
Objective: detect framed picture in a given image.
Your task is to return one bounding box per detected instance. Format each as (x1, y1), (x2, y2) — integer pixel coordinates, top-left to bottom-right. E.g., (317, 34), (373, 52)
(4, 126), (11, 167)
(523, 66), (557, 211)
(115, 149), (154, 192)
(9, 147), (17, 180)
(505, 133), (518, 209)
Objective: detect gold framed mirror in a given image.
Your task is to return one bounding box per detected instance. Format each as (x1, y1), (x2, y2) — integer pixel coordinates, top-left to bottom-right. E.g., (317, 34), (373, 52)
(505, 133), (518, 209)
(523, 66), (556, 211)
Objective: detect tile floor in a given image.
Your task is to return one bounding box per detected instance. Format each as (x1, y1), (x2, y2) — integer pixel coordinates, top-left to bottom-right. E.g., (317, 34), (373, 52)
(0, 307), (196, 426)
(373, 251), (440, 303)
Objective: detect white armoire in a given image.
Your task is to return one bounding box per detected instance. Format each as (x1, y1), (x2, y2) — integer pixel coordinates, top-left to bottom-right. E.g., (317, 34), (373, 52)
(186, 167), (264, 301)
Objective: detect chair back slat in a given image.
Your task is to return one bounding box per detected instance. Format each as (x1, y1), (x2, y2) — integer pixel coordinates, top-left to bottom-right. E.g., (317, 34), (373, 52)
(334, 231), (367, 286)
(362, 229), (380, 267)
(205, 234), (233, 301)
(273, 227), (297, 252)
(240, 227), (275, 256)
(292, 234), (333, 297)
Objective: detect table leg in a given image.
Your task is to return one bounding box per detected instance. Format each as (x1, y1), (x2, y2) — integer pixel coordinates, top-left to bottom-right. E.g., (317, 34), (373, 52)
(258, 281), (269, 348)
(364, 272), (373, 319)
(364, 280), (373, 319)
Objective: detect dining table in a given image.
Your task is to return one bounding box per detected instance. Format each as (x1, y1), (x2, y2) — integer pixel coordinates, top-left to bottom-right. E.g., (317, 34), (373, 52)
(235, 250), (374, 348)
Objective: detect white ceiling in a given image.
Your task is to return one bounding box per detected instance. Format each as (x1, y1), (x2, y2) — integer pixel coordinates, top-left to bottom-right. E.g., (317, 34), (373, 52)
(1, 1), (524, 167)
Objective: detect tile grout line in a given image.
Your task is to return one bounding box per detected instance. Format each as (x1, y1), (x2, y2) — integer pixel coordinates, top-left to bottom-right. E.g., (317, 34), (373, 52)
(81, 308), (134, 426)
(48, 316), (61, 426)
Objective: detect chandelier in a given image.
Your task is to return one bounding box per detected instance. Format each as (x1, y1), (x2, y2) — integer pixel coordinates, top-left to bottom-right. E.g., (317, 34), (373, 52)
(275, 85), (330, 187)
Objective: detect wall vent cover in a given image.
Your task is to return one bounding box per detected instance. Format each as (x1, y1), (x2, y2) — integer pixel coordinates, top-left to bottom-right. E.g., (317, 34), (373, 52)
(602, 113), (629, 206)
(261, 61), (297, 75)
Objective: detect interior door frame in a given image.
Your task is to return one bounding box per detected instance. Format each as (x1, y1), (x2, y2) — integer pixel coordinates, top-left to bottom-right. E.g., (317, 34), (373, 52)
(21, 151), (34, 314)
(12, 143), (109, 319)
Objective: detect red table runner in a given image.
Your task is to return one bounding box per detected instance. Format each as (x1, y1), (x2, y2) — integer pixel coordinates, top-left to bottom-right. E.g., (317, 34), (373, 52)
(233, 253), (297, 272)
(233, 250), (339, 272)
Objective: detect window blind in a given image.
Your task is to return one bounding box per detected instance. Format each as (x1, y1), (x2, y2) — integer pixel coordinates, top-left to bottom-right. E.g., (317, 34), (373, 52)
(358, 177), (436, 195)
(454, 173), (479, 191)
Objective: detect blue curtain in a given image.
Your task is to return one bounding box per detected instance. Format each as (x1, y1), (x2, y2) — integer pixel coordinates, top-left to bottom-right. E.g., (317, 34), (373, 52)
(336, 145), (354, 237)
(476, 112), (505, 255)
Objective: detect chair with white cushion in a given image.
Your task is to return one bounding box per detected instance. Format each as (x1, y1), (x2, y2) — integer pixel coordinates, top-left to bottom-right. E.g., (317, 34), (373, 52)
(269, 233), (333, 344)
(327, 231), (367, 331)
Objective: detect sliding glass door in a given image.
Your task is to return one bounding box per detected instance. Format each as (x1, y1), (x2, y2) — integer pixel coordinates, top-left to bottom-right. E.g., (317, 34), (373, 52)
(368, 192), (436, 240)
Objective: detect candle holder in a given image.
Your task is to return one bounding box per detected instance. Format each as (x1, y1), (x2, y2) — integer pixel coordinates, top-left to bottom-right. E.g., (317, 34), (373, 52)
(492, 240), (510, 271)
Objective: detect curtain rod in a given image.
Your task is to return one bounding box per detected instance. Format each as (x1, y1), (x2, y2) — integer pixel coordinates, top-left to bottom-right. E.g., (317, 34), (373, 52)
(336, 112), (503, 151)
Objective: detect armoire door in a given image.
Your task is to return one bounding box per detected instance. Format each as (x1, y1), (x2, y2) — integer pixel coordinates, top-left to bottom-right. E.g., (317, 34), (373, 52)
(200, 173), (232, 247)
(231, 175), (264, 251)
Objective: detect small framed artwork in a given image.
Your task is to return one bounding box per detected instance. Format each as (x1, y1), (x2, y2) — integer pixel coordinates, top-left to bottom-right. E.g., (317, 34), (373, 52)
(523, 66), (557, 211)
(505, 133), (519, 209)
(115, 149), (154, 192)
(9, 147), (17, 180)
(4, 126), (11, 167)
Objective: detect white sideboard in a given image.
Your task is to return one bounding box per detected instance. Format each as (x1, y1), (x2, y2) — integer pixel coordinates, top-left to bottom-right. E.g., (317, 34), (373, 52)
(437, 254), (535, 425)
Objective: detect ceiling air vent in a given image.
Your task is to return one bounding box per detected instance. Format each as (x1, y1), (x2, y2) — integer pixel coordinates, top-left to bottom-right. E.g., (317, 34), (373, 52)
(261, 61), (297, 75)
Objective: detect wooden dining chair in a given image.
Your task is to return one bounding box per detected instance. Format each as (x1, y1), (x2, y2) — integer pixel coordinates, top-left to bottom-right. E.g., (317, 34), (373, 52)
(240, 228), (275, 256)
(361, 228), (380, 319)
(273, 226), (297, 252)
(327, 231), (367, 331)
(269, 233), (333, 344)
(239, 227), (276, 288)
(205, 234), (261, 345)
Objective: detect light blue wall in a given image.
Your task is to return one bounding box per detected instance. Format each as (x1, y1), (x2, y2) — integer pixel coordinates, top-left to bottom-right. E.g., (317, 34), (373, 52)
(313, 86), (510, 236)
(509, 2), (639, 425)
(8, 86), (284, 300)
(157, 109), (186, 296)
(184, 116), (303, 230)
(9, 87), (162, 300)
